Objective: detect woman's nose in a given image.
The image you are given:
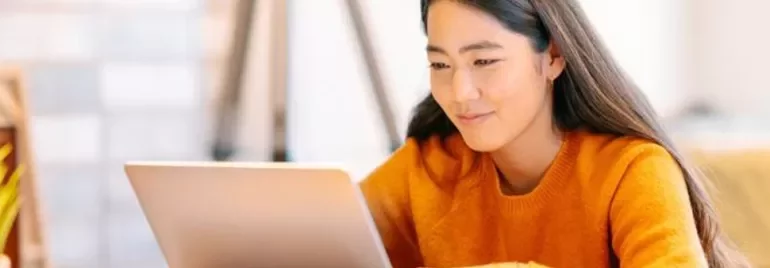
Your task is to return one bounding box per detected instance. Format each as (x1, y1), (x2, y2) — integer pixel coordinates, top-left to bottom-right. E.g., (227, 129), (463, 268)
(451, 70), (480, 102)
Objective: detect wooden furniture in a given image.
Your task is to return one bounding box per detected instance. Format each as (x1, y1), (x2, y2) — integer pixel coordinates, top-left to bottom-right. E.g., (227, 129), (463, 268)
(0, 67), (49, 268)
(210, 0), (401, 162)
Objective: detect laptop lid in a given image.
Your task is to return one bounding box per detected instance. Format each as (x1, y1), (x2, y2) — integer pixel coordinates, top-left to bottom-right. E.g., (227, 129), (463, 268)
(125, 161), (392, 268)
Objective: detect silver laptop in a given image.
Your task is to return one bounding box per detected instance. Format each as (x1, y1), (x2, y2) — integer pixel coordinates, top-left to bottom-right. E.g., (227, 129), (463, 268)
(124, 161), (392, 268)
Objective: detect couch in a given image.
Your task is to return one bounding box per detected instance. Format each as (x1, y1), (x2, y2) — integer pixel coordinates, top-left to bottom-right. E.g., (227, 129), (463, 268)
(694, 149), (770, 267)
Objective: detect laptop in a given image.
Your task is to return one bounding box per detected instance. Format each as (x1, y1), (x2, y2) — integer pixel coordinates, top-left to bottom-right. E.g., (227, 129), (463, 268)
(124, 161), (393, 268)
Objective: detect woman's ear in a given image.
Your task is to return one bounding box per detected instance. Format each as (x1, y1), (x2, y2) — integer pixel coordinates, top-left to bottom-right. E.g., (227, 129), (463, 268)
(545, 41), (566, 81)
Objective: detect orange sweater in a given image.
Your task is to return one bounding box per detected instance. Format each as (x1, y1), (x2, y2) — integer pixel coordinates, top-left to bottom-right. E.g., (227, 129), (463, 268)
(360, 130), (707, 268)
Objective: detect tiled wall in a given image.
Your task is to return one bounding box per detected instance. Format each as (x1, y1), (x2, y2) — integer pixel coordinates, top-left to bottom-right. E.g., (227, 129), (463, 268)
(0, 0), (233, 267)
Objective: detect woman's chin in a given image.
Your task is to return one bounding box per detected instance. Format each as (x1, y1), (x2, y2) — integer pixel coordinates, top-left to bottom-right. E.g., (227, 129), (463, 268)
(458, 133), (506, 152)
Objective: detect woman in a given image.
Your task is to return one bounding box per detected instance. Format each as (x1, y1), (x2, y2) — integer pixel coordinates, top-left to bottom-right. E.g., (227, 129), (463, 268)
(360, 0), (747, 267)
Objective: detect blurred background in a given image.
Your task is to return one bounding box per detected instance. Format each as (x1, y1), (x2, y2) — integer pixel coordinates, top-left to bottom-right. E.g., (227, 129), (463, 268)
(0, 0), (768, 267)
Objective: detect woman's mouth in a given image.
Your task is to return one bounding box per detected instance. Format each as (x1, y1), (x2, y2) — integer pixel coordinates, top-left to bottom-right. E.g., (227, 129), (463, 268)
(457, 112), (494, 124)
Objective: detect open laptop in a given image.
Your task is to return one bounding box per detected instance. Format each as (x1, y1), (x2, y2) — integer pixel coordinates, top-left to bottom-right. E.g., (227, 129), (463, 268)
(124, 161), (392, 268)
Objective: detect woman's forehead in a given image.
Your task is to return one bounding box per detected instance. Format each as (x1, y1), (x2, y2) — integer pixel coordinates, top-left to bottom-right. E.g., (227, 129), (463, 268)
(425, 1), (519, 48)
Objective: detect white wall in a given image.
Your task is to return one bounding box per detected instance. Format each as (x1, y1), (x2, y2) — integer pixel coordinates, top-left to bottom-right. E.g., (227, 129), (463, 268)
(579, 0), (691, 117)
(284, 0), (688, 180)
(691, 0), (770, 118)
(285, 0), (426, 179)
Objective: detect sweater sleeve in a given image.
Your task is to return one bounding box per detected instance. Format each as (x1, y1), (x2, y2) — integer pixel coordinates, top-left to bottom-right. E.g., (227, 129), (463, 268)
(609, 146), (708, 267)
(360, 139), (424, 268)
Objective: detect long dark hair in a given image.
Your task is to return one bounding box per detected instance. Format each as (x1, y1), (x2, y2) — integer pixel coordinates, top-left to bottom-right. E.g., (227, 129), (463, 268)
(410, 0), (746, 267)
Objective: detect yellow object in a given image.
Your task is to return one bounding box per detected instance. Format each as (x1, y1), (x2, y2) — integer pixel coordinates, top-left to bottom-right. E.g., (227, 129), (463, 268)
(0, 143), (22, 254)
(692, 149), (770, 267)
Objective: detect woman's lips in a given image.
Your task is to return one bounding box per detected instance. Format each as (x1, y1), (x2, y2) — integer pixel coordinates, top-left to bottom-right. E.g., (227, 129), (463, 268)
(457, 112), (494, 124)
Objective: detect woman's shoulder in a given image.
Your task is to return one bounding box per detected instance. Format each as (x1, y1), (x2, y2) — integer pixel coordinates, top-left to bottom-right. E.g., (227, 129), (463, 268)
(569, 130), (688, 208)
(360, 134), (475, 191)
(572, 130), (675, 166)
(570, 131), (688, 217)
(569, 130), (682, 194)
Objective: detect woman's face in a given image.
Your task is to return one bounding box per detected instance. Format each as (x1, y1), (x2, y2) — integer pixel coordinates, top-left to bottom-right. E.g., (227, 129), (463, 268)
(426, 0), (564, 152)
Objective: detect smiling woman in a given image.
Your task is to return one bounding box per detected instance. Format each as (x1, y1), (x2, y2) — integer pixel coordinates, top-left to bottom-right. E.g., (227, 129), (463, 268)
(423, 3), (561, 153)
(359, 0), (748, 267)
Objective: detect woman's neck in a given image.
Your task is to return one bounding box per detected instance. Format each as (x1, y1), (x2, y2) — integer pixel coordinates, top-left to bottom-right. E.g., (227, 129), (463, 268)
(490, 117), (563, 195)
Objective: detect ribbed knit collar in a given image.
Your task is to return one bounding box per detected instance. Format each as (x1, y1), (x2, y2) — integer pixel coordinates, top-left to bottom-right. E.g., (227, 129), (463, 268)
(479, 130), (582, 215)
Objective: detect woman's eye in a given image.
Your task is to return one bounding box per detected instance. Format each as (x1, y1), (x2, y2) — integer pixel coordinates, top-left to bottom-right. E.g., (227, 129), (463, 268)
(474, 59), (500, 67)
(429, 62), (450, 70)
